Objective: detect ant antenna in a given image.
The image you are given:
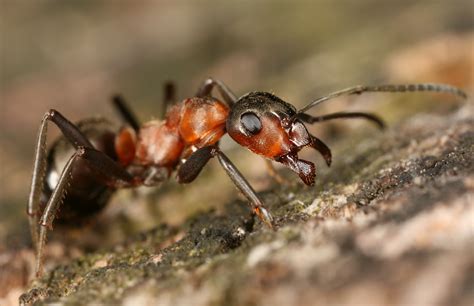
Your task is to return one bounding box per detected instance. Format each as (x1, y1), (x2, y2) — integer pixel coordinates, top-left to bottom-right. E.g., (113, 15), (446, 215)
(293, 83), (467, 120)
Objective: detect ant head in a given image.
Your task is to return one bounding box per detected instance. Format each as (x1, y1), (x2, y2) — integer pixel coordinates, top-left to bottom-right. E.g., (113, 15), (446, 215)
(226, 92), (318, 185)
(225, 83), (466, 186)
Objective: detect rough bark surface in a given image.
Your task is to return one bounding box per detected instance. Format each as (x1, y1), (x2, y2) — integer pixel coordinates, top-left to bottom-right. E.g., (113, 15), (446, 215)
(15, 101), (473, 305)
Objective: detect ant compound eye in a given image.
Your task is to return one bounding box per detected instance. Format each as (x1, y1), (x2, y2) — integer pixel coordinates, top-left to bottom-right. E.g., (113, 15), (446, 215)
(240, 112), (262, 135)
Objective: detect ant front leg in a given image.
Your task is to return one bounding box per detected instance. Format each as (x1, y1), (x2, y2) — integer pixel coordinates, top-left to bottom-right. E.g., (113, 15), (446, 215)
(177, 146), (274, 228)
(163, 81), (177, 116)
(28, 110), (135, 276)
(196, 78), (237, 106)
(216, 149), (274, 228)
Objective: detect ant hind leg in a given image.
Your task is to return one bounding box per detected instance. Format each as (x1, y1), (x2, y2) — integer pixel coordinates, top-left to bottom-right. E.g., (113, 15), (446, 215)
(36, 150), (80, 276)
(35, 145), (135, 276)
(27, 109), (94, 256)
(28, 109), (135, 276)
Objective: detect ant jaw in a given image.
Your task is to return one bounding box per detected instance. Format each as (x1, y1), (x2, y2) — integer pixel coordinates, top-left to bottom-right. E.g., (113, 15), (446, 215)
(280, 116), (294, 129)
(276, 153), (316, 186)
(287, 119), (333, 168)
(287, 119), (312, 147)
(273, 119), (317, 186)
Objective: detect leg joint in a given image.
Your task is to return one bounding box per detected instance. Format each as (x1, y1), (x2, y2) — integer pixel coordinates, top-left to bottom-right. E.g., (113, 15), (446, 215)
(76, 146), (87, 157)
(43, 109), (57, 121)
(26, 208), (38, 216)
(40, 219), (53, 231)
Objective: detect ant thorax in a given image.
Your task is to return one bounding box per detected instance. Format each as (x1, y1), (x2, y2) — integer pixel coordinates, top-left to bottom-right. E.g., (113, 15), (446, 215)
(133, 97), (229, 168)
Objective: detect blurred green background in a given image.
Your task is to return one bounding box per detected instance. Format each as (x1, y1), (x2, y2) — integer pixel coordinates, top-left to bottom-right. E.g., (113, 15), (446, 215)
(1, 1), (473, 251)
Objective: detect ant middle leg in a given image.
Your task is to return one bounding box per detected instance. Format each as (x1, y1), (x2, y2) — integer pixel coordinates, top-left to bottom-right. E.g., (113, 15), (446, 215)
(163, 80), (176, 107)
(112, 95), (141, 131)
(160, 81), (178, 117)
(113, 81), (177, 127)
(196, 78), (237, 106)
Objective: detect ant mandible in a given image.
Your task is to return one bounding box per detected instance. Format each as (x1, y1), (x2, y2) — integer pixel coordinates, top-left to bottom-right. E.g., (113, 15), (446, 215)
(27, 78), (466, 276)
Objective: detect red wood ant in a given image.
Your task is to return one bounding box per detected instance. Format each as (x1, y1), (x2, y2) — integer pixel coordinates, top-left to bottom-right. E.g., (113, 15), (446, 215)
(27, 78), (466, 276)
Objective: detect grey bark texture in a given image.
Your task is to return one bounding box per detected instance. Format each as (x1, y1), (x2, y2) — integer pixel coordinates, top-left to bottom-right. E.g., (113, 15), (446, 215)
(16, 100), (473, 305)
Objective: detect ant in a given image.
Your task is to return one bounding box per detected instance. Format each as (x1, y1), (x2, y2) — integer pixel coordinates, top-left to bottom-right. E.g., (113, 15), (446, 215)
(27, 78), (466, 276)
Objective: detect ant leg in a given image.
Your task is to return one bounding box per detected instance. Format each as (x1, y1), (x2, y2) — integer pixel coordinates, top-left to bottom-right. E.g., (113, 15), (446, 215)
(177, 146), (274, 228)
(79, 146), (135, 186)
(214, 149), (274, 228)
(177, 146), (215, 183)
(162, 81), (176, 115)
(112, 81), (177, 127)
(27, 116), (49, 252)
(298, 112), (385, 129)
(159, 81), (178, 118)
(27, 109), (94, 252)
(164, 81), (176, 103)
(42, 109), (136, 180)
(28, 110), (135, 276)
(35, 149), (79, 276)
(112, 95), (141, 131)
(35, 145), (135, 276)
(196, 78), (237, 106)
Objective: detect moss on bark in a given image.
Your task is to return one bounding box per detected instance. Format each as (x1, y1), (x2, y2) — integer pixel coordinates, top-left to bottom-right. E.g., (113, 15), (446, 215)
(19, 101), (474, 305)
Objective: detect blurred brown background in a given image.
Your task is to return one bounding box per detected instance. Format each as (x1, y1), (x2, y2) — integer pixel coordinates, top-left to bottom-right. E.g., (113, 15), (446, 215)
(1, 1), (472, 254)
